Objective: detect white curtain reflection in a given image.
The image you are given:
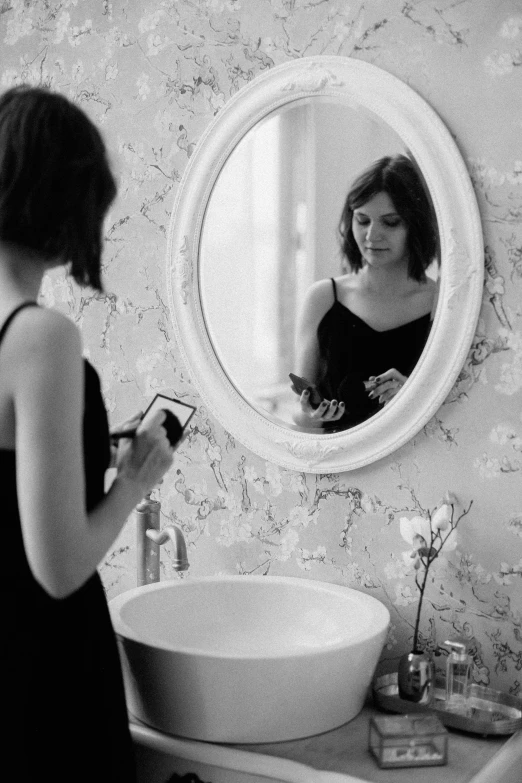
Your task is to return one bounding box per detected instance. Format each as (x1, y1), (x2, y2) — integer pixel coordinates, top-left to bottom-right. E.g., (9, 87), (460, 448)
(201, 109), (306, 422)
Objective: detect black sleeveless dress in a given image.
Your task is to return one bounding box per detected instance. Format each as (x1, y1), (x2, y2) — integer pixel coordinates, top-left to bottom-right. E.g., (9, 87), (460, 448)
(317, 278), (432, 429)
(3, 303), (135, 782)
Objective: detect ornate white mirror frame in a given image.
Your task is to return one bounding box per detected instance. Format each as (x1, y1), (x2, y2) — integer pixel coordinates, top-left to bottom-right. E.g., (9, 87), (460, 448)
(167, 56), (483, 473)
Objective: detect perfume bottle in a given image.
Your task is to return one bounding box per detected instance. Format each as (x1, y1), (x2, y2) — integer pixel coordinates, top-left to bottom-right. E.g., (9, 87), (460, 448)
(444, 639), (471, 714)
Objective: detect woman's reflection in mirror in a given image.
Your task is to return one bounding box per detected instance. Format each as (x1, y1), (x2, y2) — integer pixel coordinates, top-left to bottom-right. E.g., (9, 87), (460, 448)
(293, 154), (439, 432)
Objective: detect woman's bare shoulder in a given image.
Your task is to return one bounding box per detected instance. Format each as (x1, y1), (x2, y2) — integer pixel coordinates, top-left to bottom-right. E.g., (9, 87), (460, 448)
(304, 277), (336, 308)
(426, 275), (440, 315)
(406, 276), (439, 318)
(416, 275), (439, 301)
(334, 272), (361, 293)
(308, 273), (360, 298)
(425, 276), (439, 293)
(5, 306), (81, 361)
(299, 278), (338, 331)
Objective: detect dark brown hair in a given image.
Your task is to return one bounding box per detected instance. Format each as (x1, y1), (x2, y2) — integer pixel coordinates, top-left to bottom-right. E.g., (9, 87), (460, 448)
(338, 154), (439, 282)
(0, 85), (117, 291)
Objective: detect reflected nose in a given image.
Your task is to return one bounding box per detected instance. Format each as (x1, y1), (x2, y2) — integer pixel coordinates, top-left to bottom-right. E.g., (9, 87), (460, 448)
(366, 221), (382, 241)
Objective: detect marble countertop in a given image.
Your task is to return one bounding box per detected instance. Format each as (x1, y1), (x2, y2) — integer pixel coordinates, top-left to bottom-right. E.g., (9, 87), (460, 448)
(233, 704), (513, 782)
(131, 699), (522, 783)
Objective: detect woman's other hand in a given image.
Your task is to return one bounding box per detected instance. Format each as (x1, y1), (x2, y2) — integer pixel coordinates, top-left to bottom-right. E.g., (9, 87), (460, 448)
(109, 411), (143, 467)
(299, 390), (345, 426)
(366, 368), (407, 405)
(116, 409), (175, 496)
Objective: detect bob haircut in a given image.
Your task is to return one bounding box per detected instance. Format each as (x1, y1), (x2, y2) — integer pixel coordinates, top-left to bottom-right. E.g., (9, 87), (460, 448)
(338, 154), (439, 282)
(0, 85), (117, 291)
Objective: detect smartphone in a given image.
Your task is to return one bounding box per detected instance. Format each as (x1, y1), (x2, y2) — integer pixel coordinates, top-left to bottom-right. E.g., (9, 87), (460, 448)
(111, 393), (196, 446)
(141, 393), (196, 431)
(289, 373), (324, 408)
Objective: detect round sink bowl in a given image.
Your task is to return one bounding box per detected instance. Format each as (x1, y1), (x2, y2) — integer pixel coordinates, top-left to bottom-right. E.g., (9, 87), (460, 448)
(109, 575), (390, 743)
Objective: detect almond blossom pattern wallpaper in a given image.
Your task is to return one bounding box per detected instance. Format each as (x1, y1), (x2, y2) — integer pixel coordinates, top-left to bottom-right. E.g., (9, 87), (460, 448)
(1, 0), (520, 695)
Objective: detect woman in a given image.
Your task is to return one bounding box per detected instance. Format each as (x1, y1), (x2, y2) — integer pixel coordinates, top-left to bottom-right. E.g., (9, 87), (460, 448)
(294, 154), (439, 431)
(1, 86), (175, 781)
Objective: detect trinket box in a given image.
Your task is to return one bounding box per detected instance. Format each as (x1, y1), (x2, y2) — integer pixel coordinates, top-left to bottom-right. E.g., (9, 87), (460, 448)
(369, 713), (448, 769)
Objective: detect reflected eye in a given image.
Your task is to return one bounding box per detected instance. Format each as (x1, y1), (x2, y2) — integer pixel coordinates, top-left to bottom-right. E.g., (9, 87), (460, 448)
(353, 214), (403, 228)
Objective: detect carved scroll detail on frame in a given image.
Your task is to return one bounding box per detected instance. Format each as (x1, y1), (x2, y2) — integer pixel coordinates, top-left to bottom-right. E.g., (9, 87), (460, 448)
(276, 438), (344, 469)
(172, 236), (193, 305)
(445, 229), (478, 309)
(280, 61), (345, 93)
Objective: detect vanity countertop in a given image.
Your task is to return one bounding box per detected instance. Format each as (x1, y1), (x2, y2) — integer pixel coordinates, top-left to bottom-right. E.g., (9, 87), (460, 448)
(233, 702), (517, 783)
(131, 698), (522, 783)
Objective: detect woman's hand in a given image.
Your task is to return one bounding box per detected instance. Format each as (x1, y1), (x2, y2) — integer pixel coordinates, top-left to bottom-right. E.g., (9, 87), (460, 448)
(366, 368), (408, 405)
(299, 389), (345, 426)
(109, 411), (143, 468)
(115, 410), (175, 497)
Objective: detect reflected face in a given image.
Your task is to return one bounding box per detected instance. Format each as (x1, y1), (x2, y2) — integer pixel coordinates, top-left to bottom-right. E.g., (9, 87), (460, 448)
(352, 192), (409, 270)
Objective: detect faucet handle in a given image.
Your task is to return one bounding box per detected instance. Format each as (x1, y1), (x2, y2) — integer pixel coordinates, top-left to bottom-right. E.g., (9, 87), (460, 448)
(145, 528), (170, 545)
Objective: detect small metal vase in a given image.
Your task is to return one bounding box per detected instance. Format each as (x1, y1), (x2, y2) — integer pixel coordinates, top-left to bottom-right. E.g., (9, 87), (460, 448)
(397, 650), (434, 704)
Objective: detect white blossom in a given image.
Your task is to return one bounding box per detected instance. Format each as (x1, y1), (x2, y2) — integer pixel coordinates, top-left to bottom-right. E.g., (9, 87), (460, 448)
(399, 515), (431, 547)
(431, 503), (452, 532)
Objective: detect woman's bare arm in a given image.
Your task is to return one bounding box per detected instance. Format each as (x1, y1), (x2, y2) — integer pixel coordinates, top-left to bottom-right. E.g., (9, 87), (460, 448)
(293, 279), (345, 427)
(295, 279), (332, 382)
(10, 308), (173, 598)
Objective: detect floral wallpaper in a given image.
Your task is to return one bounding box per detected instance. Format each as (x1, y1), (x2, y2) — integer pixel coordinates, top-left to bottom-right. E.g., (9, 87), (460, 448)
(1, 0), (520, 698)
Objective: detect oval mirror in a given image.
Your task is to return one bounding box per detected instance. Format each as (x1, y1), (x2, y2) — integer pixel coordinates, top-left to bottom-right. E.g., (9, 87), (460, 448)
(167, 56), (483, 473)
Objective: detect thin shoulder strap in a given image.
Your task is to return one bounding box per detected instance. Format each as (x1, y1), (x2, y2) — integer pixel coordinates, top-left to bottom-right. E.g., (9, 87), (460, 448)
(330, 277), (338, 302)
(0, 301), (39, 348)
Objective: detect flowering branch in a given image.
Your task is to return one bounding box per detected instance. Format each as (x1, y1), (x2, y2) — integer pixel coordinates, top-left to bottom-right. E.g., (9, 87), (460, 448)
(399, 495), (473, 652)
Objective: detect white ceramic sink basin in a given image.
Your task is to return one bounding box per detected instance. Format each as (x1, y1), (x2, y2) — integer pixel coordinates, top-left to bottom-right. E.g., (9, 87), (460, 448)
(109, 575), (390, 743)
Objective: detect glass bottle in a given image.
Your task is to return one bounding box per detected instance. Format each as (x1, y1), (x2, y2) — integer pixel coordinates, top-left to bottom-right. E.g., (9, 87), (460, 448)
(444, 639), (470, 714)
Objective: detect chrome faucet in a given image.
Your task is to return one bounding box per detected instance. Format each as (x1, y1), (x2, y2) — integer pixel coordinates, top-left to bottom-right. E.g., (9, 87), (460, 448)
(135, 492), (189, 586)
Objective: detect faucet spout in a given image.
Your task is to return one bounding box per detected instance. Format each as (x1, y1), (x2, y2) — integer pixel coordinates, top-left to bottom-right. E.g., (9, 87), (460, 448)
(135, 492), (189, 585)
(146, 525), (189, 572)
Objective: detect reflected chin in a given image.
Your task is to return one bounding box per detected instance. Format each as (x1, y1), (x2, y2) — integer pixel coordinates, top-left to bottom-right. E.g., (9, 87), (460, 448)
(364, 250), (390, 263)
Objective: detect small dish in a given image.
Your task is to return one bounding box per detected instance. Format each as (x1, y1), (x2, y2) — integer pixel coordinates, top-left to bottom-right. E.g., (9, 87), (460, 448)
(372, 673), (522, 736)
